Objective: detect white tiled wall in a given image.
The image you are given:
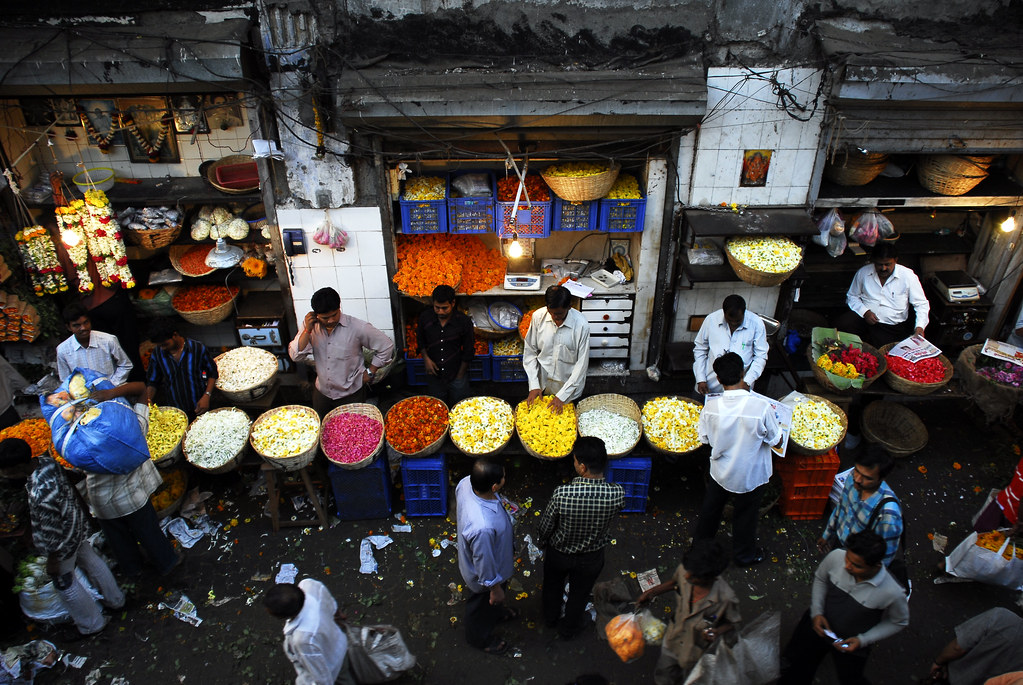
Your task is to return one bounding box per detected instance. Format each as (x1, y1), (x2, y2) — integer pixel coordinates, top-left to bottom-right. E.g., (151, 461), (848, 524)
(688, 67), (825, 207)
(276, 207), (394, 342)
(671, 283), (780, 342)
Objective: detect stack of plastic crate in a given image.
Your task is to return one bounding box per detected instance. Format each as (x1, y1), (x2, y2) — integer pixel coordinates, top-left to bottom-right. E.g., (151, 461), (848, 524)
(327, 456), (392, 520)
(401, 454), (448, 516)
(775, 448), (840, 520)
(606, 456), (652, 513)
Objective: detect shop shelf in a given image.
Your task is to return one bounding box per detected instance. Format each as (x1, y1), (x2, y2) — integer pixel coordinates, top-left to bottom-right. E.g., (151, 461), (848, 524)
(401, 454), (448, 517)
(405, 354), (490, 385)
(552, 197), (599, 232)
(328, 457), (392, 520)
(448, 171), (496, 234)
(598, 198), (646, 232)
(606, 456), (652, 513)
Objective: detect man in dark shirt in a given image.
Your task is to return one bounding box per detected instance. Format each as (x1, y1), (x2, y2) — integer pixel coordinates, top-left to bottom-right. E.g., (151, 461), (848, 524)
(537, 436), (625, 639)
(144, 318), (217, 418)
(417, 284), (475, 406)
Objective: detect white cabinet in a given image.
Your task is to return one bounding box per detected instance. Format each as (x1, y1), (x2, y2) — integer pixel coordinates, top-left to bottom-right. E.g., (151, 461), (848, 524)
(583, 295), (634, 361)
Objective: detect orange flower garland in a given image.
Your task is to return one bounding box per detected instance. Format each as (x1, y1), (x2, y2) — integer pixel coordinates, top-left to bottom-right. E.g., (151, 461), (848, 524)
(519, 309), (536, 339)
(393, 234), (506, 296)
(0, 418), (51, 457)
(405, 323), (420, 358)
(385, 396), (448, 453)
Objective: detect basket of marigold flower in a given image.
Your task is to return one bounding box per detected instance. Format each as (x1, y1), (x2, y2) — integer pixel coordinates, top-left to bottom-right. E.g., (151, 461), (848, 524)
(386, 396), (449, 458)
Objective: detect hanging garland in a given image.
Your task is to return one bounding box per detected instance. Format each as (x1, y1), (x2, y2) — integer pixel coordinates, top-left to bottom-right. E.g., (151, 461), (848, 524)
(55, 200), (94, 292)
(80, 190), (134, 289)
(121, 111), (170, 162)
(15, 226), (68, 296)
(77, 105), (118, 153)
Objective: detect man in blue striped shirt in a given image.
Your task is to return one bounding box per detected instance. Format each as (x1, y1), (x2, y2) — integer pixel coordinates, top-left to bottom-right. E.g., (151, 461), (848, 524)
(144, 319), (217, 418)
(818, 446), (903, 567)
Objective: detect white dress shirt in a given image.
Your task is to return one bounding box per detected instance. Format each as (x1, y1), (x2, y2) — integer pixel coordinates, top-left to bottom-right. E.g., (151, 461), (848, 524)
(282, 579), (348, 685)
(56, 331), (132, 385)
(698, 389), (781, 493)
(1007, 303), (1023, 348)
(846, 263), (930, 330)
(693, 309), (769, 393)
(522, 307), (590, 403)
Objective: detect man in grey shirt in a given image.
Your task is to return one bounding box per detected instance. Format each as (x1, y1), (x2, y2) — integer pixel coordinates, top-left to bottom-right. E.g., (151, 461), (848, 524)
(779, 530), (909, 684)
(928, 607), (1023, 684)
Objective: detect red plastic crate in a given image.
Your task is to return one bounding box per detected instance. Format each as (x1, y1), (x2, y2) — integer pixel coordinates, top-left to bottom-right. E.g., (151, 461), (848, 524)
(781, 483), (833, 501)
(779, 495), (831, 520)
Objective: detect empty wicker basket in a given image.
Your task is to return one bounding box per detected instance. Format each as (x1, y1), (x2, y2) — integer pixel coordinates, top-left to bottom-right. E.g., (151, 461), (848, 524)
(861, 401), (928, 457)
(824, 149), (889, 187)
(917, 155), (994, 196)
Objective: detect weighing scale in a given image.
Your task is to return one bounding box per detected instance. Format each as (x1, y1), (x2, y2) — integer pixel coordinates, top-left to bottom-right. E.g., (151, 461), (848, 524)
(504, 273), (542, 291)
(932, 270), (980, 303)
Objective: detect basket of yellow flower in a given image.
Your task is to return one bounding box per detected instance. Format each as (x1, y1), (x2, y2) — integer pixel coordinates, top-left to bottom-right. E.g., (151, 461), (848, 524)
(151, 468), (188, 519)
(641, 396), (703, 456)
(250, 405), (321, 472)
(449, 397), (515, 458)
(515, 397), (577, 460)
(787, 395), (848, 456)
(808, 329), (886, 393)
(542, 162), (621, 202)
(725, 236), (803, 287)
(147, 405), (188, 467)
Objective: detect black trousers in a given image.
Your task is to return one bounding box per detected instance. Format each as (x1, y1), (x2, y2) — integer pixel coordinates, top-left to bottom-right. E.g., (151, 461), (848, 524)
(97, 502), (178, 577)
(464, 583), (507, 649)
(778, 610), (871, 685)
(312, 385), (366, 418)
(833, 311), (914, 348)
(541, 547), (604, 636)
(694, 479), (761, 562)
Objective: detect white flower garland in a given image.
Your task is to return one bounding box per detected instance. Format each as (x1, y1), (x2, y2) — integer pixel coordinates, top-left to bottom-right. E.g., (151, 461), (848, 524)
(55, 200), (93, 292)
(15, 225), (68, 295)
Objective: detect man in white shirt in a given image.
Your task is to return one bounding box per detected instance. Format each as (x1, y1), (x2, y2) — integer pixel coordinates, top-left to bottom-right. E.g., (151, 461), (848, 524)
(1006, 302), (1023, 348)
(693, 294), (769, 395)
(264, 579), (356, 685)
(694, 352), (781, 566)
(523, 285), (590, 414)
(55, 304), (132, 385)
(839, 243), (930, 347)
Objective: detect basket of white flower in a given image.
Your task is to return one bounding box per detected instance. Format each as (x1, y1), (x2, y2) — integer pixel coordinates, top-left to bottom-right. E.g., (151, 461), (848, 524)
(576, 394), (642, 458)
(250, 405), (321, 472)
(725, 236), (803, 287)
(787, 395), (847, 456)
(183, 408), (251, 474)
(215, 347), (279, 402)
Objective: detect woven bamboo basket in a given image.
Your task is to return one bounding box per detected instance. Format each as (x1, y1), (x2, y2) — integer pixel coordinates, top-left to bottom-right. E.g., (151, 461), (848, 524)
(250, 405), (321, 472)
(152, 469), (188, 519)
(214, 348), (279, 402)
(150, 406), (188, 468)
(183, 408), (250, 474)
(879, 343), (954, 395)
(169, 244), (216, 277)
(449, 397), (515, 458)
(641, 396), (704, 456)
(823, 150), (889, 187)
(725, 239), (801, 287)
(807, 341), (887, 394)
(320, 403), (385, 469)
(172, 287), (239, 326)
(861, 400), (928, 457)
(541, 164), (620, 202)
(787, 394), (848, 457)
(576, 393), (642, 458)
(386, 396), (449, 458)
(126, 222), (182, 250)
(515, 399), (577, 461)
(917, 155), (994, 196)
(207, 154), (259, 195)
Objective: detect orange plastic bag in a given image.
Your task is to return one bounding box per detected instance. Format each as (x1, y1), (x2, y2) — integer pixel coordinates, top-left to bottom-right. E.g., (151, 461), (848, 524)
(606, 612), (644, 663)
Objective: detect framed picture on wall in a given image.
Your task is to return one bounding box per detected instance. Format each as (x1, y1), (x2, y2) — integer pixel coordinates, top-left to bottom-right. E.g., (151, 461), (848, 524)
(203, 93), (245, 131)
(48, 98), (80, 126)
(170, 95), (210, 135)
(740, 149), (773, 187)
(77, 99), (122, 151)
(117, 96), (180, 164)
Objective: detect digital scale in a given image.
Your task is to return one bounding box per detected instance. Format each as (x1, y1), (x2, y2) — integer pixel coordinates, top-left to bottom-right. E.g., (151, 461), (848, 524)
(504, 273), (543, 291)
(932, 270), (981, 303)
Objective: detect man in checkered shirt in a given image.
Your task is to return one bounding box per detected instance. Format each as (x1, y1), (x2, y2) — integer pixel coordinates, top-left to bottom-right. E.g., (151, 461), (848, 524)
(538, 436), (624, 639)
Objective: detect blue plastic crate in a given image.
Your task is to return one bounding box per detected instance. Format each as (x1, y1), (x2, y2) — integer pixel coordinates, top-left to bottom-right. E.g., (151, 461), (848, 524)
(448, 171), (496, 234)
(470, 356), (492, 382)
(606, 456), (652, 513)
(497, 199), (552, 238)
(401, 453), (448, 517)
(598, 198), (646, 233)
(404, 354), (428, 386)
(552, 197), (599, 232)
(328, 457), (392, 520)
(491, 355), (526, 382)
(399, 198), (448, 234)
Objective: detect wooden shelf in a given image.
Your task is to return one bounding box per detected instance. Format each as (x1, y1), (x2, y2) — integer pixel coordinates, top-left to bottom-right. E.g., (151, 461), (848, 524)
(685, 208), (819, 237)
(26, 177), (260, 208)
(816, 172), (1023, 208)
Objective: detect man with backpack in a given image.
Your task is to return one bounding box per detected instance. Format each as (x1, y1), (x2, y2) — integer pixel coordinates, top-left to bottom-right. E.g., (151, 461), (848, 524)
(818, 445), (903, 567)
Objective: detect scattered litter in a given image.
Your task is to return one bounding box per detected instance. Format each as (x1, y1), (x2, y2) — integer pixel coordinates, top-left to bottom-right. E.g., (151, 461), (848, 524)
(180, 488), (214, 518)
(637, 569), (660, 592)
(1, 639), (61, 683)
(210, 597), (235, 607)
(523, 534), (542, 564)
(749, 595), (765, 601)
(275, 563), (298, 584)
(359, 535), (394, 574)
(111, 678), (130, 685)
(158, 595), (202, 626)
(932, 533), (949, 553)
(446, 583), (461, 606)
(85, 668), (102, 685)
(440, 539), (452, 549)
(61, 653), (87, 669)
(391, 524), (412, 533)
(161, 518), (205, 549)
(431, 549), (441, 558)
(291, 495), (310, 511)
(933, 575), (973, 585)
(249, 573), (271, 582)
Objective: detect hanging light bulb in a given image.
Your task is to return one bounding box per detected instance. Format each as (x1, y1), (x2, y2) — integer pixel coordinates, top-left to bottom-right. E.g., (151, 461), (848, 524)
(508, 232), (523, 258)
(1001, 210), (1017, 233)
(61, 229), (81, 247)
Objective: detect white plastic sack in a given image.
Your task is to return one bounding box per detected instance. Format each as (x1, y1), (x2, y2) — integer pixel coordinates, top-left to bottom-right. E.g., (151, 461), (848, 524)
(343, 623), (417, 683)
(813, 209), (844, 247)
(684, 611), (780, 685)
(944, 530), (1023, 591)
(19, 569), (102, 623)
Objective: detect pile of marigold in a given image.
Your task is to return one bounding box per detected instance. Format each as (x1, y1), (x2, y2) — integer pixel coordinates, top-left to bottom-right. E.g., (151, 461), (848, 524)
(386, 396), (449, 454)
(393, 234), (506, 296)
(0, 418), (51, 457)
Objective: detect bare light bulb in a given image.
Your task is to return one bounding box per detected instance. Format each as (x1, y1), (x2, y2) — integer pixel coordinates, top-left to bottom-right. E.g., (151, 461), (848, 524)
(508, 234), (523, 258)
(61, 229), (81, 247)
(1001, 211), (1017, 233)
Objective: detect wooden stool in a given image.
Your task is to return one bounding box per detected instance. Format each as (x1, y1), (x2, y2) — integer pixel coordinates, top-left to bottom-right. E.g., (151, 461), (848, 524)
(261, 462), (329, 533)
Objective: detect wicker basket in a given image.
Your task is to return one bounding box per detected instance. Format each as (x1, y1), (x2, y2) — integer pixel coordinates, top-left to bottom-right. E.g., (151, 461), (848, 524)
(576, 393), (642, 458)
(787, 394), (848, 456)
(150, 406), (189, 468)
(475, 327), (516, 342)
(172, 288), (239, 326)
(641, 396), (704, 456)
(152, 470), (188, 519)
(725, 239), (801, 287)
(917, 155), (994, 196)
(879, 343), (954, 395)
(183, 408), (250, 474)
(449, 397), (515, 458)
(385, 396), (449, 458)
(824, 150), (889, 187)
(541, 164), (620, 202)
(515, 399), (577, 461)
(214, 348), (279, 402)
(320, 403), (385, 469)
(126, 222), (183, 250)
(807, 341), (887, 394)
(251, 405), (321, 472)
(169, 244), (216, 277)
(207, 154), (259, 195)
(861, 401), (928, 457)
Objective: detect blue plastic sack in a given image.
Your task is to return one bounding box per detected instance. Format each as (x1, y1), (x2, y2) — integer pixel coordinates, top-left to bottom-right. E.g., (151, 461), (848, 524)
(39, 368), (149, 475)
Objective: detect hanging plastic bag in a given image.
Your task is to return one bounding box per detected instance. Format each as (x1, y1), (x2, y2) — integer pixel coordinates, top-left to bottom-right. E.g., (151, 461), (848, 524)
(848, 209), (880, 246)
(487, 301), (522, 331)
(944, 529), (1023, 591)
(342, 623), (417, 683)
(684, 611), (780, 685)
(606, 612), (645, 662)
(813, 209), (844, 248)
(328, 219), (349, 249)
(313, 211), (332, 246)
(827, 230), (847, 258)
(636, 609), (667, 645)
(874, 210), (896, 240)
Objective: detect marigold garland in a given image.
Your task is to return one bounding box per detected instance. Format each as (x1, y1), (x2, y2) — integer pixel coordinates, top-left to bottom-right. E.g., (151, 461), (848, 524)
(392, 234), (506, 296)
(15, 226), (68, 296)
(55, 200), (94, 292)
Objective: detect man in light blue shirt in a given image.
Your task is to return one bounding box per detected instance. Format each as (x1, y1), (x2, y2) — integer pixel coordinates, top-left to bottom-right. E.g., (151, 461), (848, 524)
(456, 459), (516, 655)
(693, 294), (769, 395)
(55, 304), (132, 385)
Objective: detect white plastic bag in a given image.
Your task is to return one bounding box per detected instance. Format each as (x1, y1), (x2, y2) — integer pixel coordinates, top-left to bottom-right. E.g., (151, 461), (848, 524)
(827, 230), (847, 258)
(684, 611), (780, 685)
(944, 529), (1023, 591)
(313, 211), (332, 247)
(813, 209), (844, 248)
(636, 608), (666, 645)
(343, 623), (417, 683)
(19, 568), (103, 623)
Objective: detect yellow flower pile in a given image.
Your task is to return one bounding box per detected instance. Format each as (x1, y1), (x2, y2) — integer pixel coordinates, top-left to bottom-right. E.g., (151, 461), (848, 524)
(789, 399), (845, 450)
(604, 174), (643, 199)
(726, 236), (802, 274)
(146, 405), (188, 461)
(493, 336), (524, 356)
(515, 396), (576, 459)
(544, 162), (612, 177)
(976, 530), (1023, 560)
(642, 397), (702, 453)
(816, 355), (859, 379)
(403, 176), (446, 201)
(450, 397), (514, 455)
(251, 406), (320, 458)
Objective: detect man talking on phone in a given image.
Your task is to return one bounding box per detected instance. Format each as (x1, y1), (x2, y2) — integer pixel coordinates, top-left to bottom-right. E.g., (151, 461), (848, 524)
(289, 287), (394, 417)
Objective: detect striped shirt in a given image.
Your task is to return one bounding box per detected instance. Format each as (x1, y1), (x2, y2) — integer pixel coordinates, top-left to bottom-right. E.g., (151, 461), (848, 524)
(996, 455), (1023, 525)
(56, 331), (132, 386)
(27, 456), (88, 560)
(85, 458), (163, 520)
(146, 338), (218, 414)
(822, 479), (903, 567)
(537, 477), (625, 554)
